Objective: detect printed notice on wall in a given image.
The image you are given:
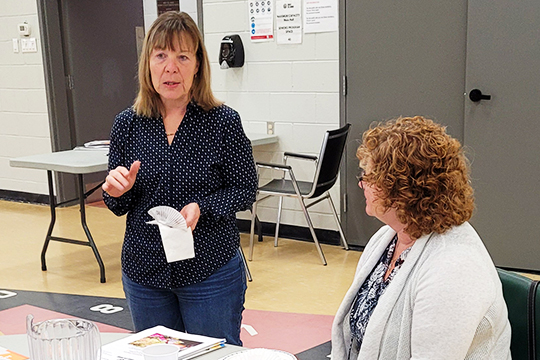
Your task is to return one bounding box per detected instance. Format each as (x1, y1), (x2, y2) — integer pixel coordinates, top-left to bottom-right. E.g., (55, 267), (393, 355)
(304, 0), (338, 33)
(276, 0), (302, 44)
(248, 0), (274, 42)
(157, 0), (179, 15)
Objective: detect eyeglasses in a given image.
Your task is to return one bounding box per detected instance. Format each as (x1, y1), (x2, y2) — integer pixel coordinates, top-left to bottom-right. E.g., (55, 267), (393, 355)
(356, 169), (366, 189)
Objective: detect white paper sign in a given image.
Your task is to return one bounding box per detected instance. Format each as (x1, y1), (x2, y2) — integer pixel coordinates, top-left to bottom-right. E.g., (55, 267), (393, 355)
(248, 0), (274, 41)
(276, 0), (302, 44)
(304, 0), (338, 33)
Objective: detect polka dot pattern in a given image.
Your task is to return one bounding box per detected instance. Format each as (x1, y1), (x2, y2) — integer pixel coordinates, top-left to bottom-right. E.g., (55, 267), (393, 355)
(103, 102), (257, 288)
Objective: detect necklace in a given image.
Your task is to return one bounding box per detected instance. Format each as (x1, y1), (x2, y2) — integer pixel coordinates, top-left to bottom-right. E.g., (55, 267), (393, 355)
(166, 132), (175, 136)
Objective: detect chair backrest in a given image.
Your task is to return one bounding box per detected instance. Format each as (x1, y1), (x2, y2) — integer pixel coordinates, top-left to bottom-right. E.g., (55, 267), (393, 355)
(497, 268), (539, 360)
(310, 123), (351, 198)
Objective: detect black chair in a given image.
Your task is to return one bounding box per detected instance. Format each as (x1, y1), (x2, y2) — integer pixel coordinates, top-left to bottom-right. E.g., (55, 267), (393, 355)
(497, 268), (539, 360)
(249, 124), (351, 265)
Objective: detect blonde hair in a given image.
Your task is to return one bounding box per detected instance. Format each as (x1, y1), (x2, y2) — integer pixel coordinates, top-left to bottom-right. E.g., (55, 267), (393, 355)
(357, 116), (475, 239)
(133, 11), (221, 116)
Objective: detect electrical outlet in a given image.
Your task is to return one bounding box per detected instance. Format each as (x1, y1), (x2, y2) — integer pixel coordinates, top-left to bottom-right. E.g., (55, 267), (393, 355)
(267, 121), (275, 135)
(21, 38), (37, 53)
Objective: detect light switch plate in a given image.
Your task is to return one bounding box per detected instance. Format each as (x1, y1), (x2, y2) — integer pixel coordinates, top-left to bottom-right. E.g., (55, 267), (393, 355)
(12, 38), (19, 53)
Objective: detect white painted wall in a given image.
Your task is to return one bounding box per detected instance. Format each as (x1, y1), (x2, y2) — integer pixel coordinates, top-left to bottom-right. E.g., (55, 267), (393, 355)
(203, 0), (341, 230)
(0, 0), (340, 231)
(0, 0), (51, 195)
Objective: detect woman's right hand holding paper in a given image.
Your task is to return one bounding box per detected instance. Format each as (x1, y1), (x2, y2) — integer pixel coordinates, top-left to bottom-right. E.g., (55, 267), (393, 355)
(102, 160), (141, 198)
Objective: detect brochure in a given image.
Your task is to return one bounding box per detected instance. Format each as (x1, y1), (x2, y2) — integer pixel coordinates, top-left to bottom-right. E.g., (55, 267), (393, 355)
(0, 346), (29, 360)
(83, 140), (110, 149)
(101, 326), (226, 360)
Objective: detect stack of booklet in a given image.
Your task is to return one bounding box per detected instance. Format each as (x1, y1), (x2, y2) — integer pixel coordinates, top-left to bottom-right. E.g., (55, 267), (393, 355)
(101, 326), (226, 360)
(83, 140), (110, 149)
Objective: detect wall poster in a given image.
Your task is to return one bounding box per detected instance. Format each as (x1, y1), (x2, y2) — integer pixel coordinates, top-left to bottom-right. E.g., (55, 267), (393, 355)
(276, 0), (302, 44)
(158, 0), (180, 15)
(248, 0), (274, 42)
(304, 0), (338, 33)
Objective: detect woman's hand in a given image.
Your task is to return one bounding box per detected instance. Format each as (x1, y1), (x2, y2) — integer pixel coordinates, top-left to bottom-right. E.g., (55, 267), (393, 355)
(102, 161), (141, 198)
(181, 202), (200, 231)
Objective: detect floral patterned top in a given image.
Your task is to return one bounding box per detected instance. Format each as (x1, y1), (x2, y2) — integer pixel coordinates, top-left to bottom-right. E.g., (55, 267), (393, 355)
(348, 235), (412, 358)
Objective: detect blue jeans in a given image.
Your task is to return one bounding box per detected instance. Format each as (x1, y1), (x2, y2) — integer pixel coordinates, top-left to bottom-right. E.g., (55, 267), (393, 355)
(122, 251), (247, 346)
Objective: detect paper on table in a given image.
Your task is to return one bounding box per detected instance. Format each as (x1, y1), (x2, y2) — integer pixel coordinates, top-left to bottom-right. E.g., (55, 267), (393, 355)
(101, 325), (225, 360)
(147, 206), (195, 262)
(83, 140), (110, 148)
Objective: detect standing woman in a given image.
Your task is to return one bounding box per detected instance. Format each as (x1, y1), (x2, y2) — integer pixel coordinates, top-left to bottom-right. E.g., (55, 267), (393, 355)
(102, 12), (257, 345)
(332, 116), (511, 359)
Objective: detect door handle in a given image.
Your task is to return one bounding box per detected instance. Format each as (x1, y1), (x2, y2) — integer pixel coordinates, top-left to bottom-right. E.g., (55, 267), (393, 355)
(469, 89), (491, 102)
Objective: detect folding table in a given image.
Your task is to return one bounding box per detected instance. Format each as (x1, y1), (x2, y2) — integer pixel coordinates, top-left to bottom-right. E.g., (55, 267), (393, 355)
(10, 149), (109, 282)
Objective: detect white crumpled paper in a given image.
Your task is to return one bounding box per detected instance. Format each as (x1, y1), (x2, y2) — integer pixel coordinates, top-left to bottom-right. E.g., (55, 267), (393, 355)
(147, 206), (195, 262)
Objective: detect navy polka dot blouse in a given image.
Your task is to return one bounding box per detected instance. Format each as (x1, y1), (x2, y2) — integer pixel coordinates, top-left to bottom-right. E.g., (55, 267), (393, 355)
(103, 102), (257, 288)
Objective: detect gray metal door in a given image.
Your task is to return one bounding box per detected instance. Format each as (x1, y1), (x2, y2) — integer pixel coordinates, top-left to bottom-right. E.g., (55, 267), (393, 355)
(341, 1), (468, 246)
(39, 0), (143, 201)
(464, 0), (540, 271)
(61, 0), (143, 145)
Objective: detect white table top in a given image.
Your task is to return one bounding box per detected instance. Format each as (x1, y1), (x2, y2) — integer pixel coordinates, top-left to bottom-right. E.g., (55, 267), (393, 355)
(247, 133), (278, 147)
(0, 333), (244, 359)
(9, 148), (109, 174)
(9, 133), (277, 174)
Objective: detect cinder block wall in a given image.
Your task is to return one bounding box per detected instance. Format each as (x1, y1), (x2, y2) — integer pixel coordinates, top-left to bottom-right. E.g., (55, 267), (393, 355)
(0, 0), (51, 195)
(203, 0), (341, 230)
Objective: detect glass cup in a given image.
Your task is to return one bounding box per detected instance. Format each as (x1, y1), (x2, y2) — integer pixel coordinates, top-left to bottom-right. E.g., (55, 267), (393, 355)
(141, 344), (179, 360)
(26, 314), (101, 360)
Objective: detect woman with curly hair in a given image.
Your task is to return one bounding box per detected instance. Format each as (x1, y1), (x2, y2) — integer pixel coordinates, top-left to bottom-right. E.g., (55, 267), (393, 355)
(331, 116), (511, 359)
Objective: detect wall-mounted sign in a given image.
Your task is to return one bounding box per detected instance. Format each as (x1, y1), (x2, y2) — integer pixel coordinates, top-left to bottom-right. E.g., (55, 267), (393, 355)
(158, 0), (180, 15)
(276, 0), (302, 44)
(304, 0), (338, 33)
(248, 0), (274, 42)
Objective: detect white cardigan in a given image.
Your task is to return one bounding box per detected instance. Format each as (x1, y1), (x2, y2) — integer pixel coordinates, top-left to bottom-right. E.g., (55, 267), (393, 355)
(331, 222), (511, 360)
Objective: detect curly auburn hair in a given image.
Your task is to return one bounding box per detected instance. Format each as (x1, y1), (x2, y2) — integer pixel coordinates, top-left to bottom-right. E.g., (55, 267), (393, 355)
(356, 116), (475, 239)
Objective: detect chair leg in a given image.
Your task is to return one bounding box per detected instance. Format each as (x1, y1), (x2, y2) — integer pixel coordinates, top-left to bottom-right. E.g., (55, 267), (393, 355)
(238, 246), (252, 282)
(249, 200), (258, 261)
(295, 196), (327, 266)
(256, 215), (263, 242)
(327, 193), (349, 250)
(287, 173), (327, 265)
(274, 196), (283, 247)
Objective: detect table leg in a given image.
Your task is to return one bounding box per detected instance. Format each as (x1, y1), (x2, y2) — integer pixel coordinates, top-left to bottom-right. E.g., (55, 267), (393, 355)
(41, 170), (56, 271)
(77, 174), (106, 283)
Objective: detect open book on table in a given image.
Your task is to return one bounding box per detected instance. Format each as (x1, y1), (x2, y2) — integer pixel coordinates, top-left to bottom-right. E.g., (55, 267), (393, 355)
(101, 325), (225, 360)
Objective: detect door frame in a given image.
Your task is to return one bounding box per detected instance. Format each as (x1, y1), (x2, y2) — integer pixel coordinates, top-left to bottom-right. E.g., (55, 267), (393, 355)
(36, 0), (145, 203)
(36, 0), (78, 202)
(338, 0), (350, 245)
